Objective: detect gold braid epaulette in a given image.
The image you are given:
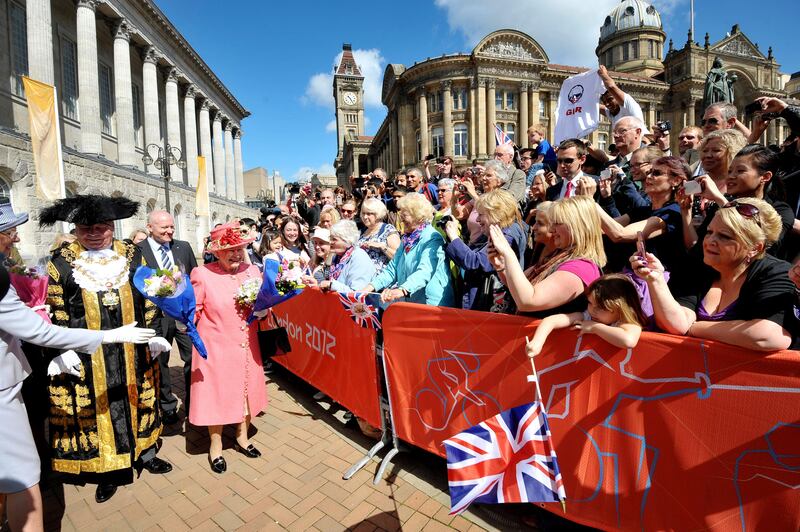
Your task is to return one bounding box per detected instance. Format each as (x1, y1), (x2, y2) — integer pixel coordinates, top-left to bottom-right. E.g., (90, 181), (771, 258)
(47, 262), (60, 283)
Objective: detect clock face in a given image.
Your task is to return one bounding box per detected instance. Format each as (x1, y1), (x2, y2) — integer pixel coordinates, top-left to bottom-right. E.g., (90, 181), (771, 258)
(343, 92), (357, 106)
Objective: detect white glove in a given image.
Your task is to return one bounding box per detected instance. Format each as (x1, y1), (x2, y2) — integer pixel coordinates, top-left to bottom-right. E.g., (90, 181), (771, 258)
(148, 337), (172, 354)
(102, 321), (156, 344)
(253, 309), (268, 319)
(47, 350), (82, 377)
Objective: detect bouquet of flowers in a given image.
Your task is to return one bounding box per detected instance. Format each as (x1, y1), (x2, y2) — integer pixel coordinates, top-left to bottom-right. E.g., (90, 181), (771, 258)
(5, 259), (50, 323)
(133, 265), (209, 358)
(247, 257), (306, 324)
(235, 278), (262, 308)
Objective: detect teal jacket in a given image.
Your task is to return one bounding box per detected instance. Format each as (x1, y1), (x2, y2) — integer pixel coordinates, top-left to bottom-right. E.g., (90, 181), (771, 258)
(370, 225), (455, 307)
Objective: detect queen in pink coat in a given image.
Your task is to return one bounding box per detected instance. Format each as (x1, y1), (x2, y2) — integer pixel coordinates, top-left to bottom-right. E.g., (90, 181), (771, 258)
(190, 221), (267, 474)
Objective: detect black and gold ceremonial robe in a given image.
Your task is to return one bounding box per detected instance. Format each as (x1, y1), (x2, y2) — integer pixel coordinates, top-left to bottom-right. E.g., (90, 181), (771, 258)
(45, 239), (161, 482)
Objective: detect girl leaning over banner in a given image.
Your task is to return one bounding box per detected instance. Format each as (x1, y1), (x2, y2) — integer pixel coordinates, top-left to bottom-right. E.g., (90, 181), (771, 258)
(525, 274), (647, 357)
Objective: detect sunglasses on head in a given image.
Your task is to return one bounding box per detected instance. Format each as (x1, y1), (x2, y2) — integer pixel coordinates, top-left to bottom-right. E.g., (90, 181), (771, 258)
(722, 200), (761, 226)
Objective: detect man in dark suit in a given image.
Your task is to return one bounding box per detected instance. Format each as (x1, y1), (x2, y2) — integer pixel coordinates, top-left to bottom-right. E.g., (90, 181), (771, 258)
(138, 210), (197, 425)
(545, 138), (600, 202)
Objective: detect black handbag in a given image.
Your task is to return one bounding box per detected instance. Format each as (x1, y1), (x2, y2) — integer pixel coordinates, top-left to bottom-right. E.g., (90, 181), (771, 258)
(257, 314), (291, 358)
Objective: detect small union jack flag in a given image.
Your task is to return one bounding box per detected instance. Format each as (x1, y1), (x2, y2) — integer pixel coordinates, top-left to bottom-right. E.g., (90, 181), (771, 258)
(443, 401), (566, 515)
(494, 123), (513, 146)
(338, 292), (381, 330)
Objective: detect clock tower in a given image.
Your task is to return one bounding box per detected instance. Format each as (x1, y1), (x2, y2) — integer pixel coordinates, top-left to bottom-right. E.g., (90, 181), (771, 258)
(333, 43), (365, 162)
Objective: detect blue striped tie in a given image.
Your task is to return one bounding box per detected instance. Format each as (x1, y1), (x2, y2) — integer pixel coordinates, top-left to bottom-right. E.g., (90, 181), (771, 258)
(160, 244), (173, 270)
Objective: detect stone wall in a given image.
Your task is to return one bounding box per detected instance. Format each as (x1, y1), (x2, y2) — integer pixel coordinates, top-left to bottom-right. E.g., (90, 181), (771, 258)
(0, 129), (256, 261)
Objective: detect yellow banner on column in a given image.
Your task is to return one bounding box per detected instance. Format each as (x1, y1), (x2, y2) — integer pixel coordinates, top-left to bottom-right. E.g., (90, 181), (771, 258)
(196, 156), (210, 216)
(22, 76), (65, 201)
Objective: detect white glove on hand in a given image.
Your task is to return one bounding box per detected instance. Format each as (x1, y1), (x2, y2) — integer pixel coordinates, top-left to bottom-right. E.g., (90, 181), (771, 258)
(47, 350), (82, 377)
(253, 309), (268, 319)
(148, 337), (172, 354)
(102, 321), (156, 344)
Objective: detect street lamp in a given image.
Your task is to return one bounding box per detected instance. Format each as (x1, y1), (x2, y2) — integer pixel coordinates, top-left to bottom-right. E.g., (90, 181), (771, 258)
(142, 143), (186, 211)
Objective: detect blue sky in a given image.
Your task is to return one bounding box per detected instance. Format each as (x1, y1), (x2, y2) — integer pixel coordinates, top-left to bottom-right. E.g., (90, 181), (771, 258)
(155, 0), (800, 183)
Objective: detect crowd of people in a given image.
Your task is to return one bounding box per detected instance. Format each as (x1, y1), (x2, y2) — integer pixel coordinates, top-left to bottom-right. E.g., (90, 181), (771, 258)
(2, 76), (800, 530)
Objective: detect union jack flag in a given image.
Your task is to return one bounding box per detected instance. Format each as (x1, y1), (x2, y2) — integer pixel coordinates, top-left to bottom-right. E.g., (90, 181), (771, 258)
(494, 123), (513, 146)
(338, 292), (381, 330)
(443, 401), (566, 515)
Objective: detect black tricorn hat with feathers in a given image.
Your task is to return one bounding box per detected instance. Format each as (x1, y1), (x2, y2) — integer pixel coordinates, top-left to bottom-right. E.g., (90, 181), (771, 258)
(39, 195), (139, 227)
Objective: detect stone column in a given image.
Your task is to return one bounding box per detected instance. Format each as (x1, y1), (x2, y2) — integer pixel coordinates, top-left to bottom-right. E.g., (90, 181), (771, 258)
(469, 78), (477, 159)
(391, 112), (400, 171)
(76, 0), (101, 154)
(198, 99), (214, 190)
(418, 88), (428, 162)
(548, 92), (558, 142)
(233, 129), (244, 202)
(224, 121), (235, 199)
(397, 103), (406, 167)
(647, 102), (656, 130)
(529, 89), (540, 135)
(142, 46), (160, 175)
(486, 78), (496, 154)
(519, 82), (530, 148)
(183, 85), (199, 187)
(26, 0), (54, 84)
(477, 78), (487, 158)
(165, 67), (182, 181)
(212, 112), (225, 195)
(112, 20), (136, 166)
(442, 80), (454, 157)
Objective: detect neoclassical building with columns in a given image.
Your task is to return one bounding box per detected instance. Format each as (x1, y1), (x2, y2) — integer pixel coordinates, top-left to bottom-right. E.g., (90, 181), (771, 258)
(0, 0), (256, 258)
(335, 0), (792, 180)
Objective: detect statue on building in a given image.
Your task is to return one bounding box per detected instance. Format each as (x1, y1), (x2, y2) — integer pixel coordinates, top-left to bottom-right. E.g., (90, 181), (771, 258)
(703, 56), (737, 108)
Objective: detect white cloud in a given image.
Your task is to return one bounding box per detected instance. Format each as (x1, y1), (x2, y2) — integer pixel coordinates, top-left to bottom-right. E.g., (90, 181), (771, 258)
(290, 163), (337, 182)
(325, 119), (337, 133)
(302, 48), (386, 110)
(435, 0), (629, 67)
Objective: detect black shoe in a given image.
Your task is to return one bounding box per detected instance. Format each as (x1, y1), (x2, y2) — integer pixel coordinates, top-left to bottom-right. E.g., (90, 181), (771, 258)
(234, 442), (262, 458)
(162, 410), (180, 425)
(263, 362), (274, 375)
(142, 457), (173, 474)
(210, 455), (227, 474)
(95, 483), (117, 503)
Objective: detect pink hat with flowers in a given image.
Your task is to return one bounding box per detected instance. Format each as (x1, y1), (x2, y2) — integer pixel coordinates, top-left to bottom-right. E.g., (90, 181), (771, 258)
(207, 220), (256, 253)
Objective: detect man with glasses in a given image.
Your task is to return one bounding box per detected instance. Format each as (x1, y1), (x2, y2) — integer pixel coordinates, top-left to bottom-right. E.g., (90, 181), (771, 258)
(545, 139), (598, 201)
(493, 143), (526, 203)
(603, 117), (652, 216)
(0, 201), (26, 263)
(138, 210), (198, 426)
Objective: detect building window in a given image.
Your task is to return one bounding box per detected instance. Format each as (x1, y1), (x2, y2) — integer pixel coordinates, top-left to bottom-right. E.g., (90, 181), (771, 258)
(631, 41), (639, 59)
(649, 40), (656, 58)
(0, 179), (10, 203)
(506, 92), (515, 110)
(495, 91), (503, 110)
(452, 88), (467, 110)
(597, 133), (608, 153)
(132, 84), (142, 146)
(496, 90), (516, 111)
(173, 205), (182, 240)
(428, 91), (443, 113)
(416, 130), (421, 161)
(99, 63), (114, 135)
(431, 126), (444, 157)
(505, 123), (515, 143)
(539, 99), (546, 117)
(9, 1), (28, 97)
(60, 36), (78, 120)
(622, 43), (629, 61)
(454, 123), (468, 157)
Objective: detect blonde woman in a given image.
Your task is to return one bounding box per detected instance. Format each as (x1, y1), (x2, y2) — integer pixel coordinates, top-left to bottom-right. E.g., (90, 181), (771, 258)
(631, 197), (793, 351)
(695, 129), (747, 193)
(363, 193), (454, 306)
(318, 205), (340, 229)
(488, 195), (606, 317)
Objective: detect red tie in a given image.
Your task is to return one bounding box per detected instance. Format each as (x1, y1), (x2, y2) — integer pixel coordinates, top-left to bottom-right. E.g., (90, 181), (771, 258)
(565, 180), (574, 198)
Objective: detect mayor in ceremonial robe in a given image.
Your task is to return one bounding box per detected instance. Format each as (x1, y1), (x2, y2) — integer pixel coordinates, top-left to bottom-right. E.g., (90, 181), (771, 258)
(40, 195), (174, 503)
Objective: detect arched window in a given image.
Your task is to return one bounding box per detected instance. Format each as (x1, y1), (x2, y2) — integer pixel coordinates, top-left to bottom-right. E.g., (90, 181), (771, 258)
(0, 178), (10, 203)
(173, 204), (182, 240)
(146, 198), (156, 215)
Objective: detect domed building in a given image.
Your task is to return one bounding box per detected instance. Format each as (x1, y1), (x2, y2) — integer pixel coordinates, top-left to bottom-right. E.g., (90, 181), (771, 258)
(597, 0), (666, 77)
(333, 1), (792, 181)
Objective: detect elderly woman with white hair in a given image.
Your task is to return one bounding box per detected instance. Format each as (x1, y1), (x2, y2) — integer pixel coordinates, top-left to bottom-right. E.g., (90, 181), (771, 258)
(455, 161), (509, 245)
(357, 198), (400, 273)
(364, 193), (455, 306)
(318, 220), (377, 293)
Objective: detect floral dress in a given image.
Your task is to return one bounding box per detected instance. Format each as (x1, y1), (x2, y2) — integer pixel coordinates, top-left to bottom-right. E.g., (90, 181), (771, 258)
(358, 222), (398, 273)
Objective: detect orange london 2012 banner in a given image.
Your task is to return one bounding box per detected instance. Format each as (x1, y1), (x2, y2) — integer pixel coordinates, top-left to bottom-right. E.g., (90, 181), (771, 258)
(381, 303), (800, 531)
(268, 288), (381, 428)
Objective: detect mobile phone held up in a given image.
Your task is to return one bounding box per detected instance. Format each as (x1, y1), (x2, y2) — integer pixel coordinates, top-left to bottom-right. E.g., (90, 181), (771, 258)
(683, 180), (702, 196)
(636, 231), (647, 259)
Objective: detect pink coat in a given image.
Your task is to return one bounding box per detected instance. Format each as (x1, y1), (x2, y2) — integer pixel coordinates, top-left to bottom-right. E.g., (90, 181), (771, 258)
(188, 263), (267, 426)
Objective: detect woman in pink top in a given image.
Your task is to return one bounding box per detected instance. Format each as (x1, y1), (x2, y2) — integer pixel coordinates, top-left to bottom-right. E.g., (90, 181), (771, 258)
(489, 195), (605, 317)
(190, 221), (268, 474)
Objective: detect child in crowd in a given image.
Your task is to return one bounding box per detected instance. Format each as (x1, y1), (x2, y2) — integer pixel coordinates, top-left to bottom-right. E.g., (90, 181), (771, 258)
(525, 274), (647, 357)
